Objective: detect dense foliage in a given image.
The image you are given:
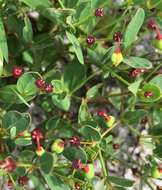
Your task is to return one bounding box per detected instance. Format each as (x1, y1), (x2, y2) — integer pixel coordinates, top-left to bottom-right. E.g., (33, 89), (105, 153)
(0, 0), (162, 189)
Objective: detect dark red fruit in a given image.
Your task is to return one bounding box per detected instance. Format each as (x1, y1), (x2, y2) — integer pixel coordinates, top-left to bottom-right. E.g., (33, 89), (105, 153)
(113, 32), (123, 42)
(72, 159), (83, 170)
(45, 84), (53, 93)
(144, 91), (153, 98)
(69, 136), (80, 147)
(12, 67), (23, 78)
(75, 183), (81, 190)
(147, 19), (157, 31)
(31, 128), (43, 141)
(18, 176), (29, 185)
(5, 157), (16, 172)
(113, 143), (120, 150)
(86, 35), (95, 45)
(95, 8), (104, 17)
(129, 68), (147, 77)
(35, 79), (45, 89)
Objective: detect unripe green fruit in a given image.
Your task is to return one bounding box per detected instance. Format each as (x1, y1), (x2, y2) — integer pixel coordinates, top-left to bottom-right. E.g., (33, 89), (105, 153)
(154, 39), (162, 50)
(151, 167), (162, 178)
(84, 164), (95, 179)
(111, 52), (123, 67)
(106, 116), (115, 127)
(51, 139), (64, 154)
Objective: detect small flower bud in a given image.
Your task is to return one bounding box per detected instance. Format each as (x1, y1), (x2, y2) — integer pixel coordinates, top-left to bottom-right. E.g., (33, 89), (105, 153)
(12, 67), (23, 78)
(144, 91), (153, 98)
(69, 136), (80, 147)
(86, 35), (95, 45)
(72, 159), (83, 170)
(95, 8), (104, 17)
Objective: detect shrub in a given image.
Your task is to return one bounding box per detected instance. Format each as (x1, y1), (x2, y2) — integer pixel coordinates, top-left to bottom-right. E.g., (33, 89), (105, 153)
(0, 0), (162, 189)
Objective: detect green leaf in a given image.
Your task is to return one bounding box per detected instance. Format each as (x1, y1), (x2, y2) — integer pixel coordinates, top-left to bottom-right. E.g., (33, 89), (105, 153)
(63, 147), (87, 163)
(78, 99), (91, 123)
(123, 109), (147, 125)
(21, 0), (51, 8)
(19, 150), (35, 162)
(107, 176), (134, 187)
(30, 173), (45, 190)
(128, 79), (142, 95)
(124, 8), (145, 47)
(43, 174), (70, 190)
(0, 18), (8, 62)
(149, 124), (162, 136)
(17, 73), (38, 97)
(150, 74), (162, 91)
(79, 125), (101, 142)
(23, 16), (33, 42)
(86, 84), (102, 98)
(52, 94), (70, 111)
(2, 111), (30, 133)
(123, 57), (152, 69)
(154, 145), (162, 158)
(66, 31), (84, 64)
(140, 137), (155, 150)
(39, 152), (54, 174)
(138, 83), (161, 102)
(51, 80), (64, 94)
(0, 55), (3, 76)
(63, 61), (86, 92)
(10, 127), (17, 139)
(15, 138), (31, 146)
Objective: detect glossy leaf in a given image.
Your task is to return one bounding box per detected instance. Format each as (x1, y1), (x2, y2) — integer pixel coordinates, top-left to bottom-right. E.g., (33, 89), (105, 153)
(123, 57), (152, 69)
(124, 8), (145, 47)
(66, 31), (84, 64)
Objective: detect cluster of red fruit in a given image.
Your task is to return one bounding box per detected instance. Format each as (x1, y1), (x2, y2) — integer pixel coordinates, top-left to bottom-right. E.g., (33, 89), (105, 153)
(7, 176), (29, 187)
(35, 79), (53, 93)
(12, 67), (53, 93)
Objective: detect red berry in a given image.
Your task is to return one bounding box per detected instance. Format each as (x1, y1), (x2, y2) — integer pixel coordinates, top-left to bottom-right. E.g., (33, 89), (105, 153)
(35, 79), (45, 89)
(5, 157), (16, 172)
(113, 143), (120, 150)
(83, 165), (89, 173)
(147, 19), (157, 31)
(113, 32), (123, 42)
(75, 183), (81, 190)
(95, 8), (104, 17)
(86, 35), (95, 45)
(12, 67), (23, 78)
(18, 176), (29, 185)
(69, 136), (80, 147)
(72, 159), (83, 170)
(144, 91), (153, 98)
(45, 84), (53, 93)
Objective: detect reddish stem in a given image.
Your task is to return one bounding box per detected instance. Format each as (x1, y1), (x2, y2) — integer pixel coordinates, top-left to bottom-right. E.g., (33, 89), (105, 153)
(115, 37), (121, 53)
